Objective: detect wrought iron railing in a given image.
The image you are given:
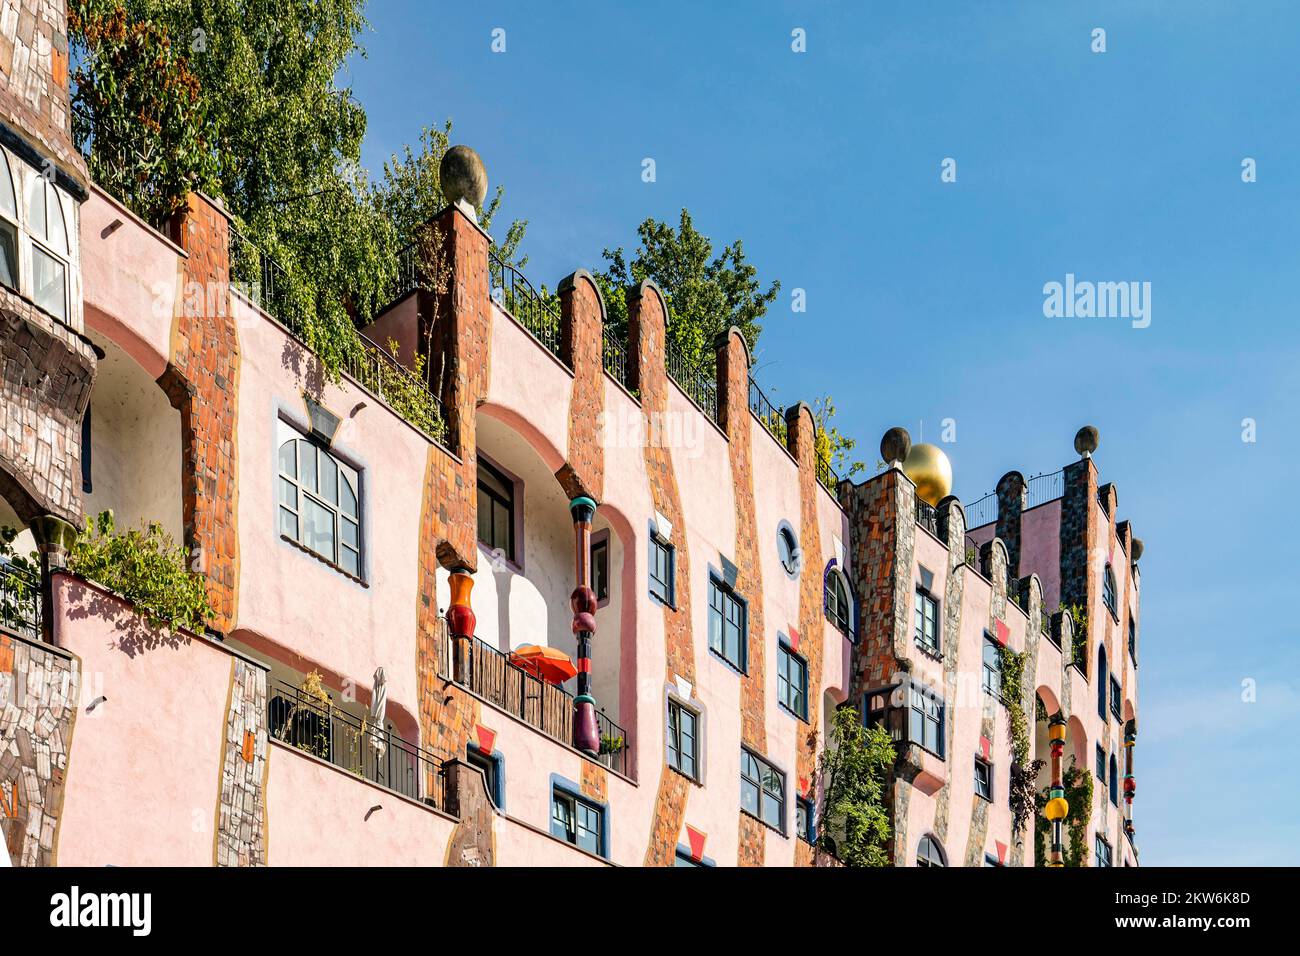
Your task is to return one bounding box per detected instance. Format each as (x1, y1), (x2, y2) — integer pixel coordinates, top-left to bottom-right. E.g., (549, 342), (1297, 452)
(602, 327), (630, 389)
(0, 562), (40, 638)
(816, 455), (840, 494)
(964, 537), (986, 575)
(915, 498), (938, 536)
(228, 230), (449, 445)
(747, 375), (786, 446)
(437, 628), (631, 777)
(963, 493), (996, 530)
(1027, 470), (1064, 509)
(489, 250), (564, 363)
(344, 332), (449, 445)
(665, 340), (719, 423)
(269, 679), (446, 809)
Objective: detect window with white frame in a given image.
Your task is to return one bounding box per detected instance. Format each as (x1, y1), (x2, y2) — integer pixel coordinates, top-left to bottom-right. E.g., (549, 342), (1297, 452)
(277, 423), (361, 578)
(27, 174), (70, 322)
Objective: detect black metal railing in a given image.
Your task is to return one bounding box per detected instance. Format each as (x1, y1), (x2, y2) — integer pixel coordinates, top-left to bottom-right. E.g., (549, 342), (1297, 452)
(229, 227), (292, 323)
(747, 375), (786, 446)
(269, 680), (446, 808)
(344, 332), (449, 445)
(489, 250), (564, 363)
(964, 493), (996, 529)
(816, 455), (840, 494)
(437, 627), (631, 777)
(385, 240), (422, 305)
(1026, 470), (1064, 509)
(915, 498), (938, 536)
(602, 327), (630, 389)
(665, 340), (719, 423)
(0, 562), (40, 637)
(964, 537), (986, 575)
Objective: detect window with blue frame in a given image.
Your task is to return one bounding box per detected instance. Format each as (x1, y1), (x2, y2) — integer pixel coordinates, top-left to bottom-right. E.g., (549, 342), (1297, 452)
(1097, 645), (1108, 719)
(708, 575), (747, 671)
(908, 684), (945, 758)
(740, 748), (785, 832)
(1103, 564), (1118, 618)
(982, 635), (1002, 698)
(777, 639), (808, 720)
(824, 569), (852, 634)
(551, 786), (605, 857)
(667, 697), (699, 782)
(1109, 753), (1119, 805)
(1095, 743), (1107, 783)
(1095, 835), (1113, 867)
(1128, 617), (1137, 665)
(649, 531), (675, 605)
(974, 756), (993, 801)
(1110, 676), (1122, 720)
(466, 745), (504, 810)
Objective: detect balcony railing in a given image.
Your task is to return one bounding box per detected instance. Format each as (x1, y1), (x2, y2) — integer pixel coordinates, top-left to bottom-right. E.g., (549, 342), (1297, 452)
(268, 679), (446, 809)
(228, 230), (449, 446)
(1027, 470), (1064, 508)
(0, 562), (40, 638)
(915, 498), (938, 536)
(816, 455), (840, 494)
(963, 493), (996, 530)
(602, 327), (630, 389)
(437, 627), (631, 777)
(489, 250), (564, 364)
(748, 375), (786, 447)
(665, 340), (719, 423)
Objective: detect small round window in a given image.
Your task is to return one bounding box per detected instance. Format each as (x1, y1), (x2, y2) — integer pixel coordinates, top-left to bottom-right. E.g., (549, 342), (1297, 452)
(777, 523), (801, 577)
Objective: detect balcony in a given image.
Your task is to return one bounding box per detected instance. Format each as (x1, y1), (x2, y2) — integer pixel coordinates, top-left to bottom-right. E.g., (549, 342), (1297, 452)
(915, 498), (939, 537)
(267, 678), (446, 809)
(436, 626), (631, 777)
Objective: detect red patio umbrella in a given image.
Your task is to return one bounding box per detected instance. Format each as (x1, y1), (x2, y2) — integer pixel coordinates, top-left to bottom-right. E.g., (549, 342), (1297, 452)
(509, 644), (577, 685)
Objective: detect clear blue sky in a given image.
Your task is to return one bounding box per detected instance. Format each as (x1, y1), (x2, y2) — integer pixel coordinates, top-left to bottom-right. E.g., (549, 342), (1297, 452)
(346, 0), (1299, 865)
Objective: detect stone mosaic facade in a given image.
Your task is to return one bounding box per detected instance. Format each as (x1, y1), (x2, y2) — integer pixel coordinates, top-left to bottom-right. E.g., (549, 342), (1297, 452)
(0, 294), (94, 525)
(0, 629), (78, 866)
(930, 497), (966, 843)
(214, 656), (268, 866)
(159, 193), (240, 632)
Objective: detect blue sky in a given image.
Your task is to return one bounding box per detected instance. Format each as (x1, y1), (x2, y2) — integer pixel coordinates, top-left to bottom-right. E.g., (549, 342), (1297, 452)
(346, 0), (1299, 865)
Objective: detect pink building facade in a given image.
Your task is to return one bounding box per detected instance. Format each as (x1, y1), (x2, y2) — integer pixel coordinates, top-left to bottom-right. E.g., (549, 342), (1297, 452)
(0, 3), (1141, 868)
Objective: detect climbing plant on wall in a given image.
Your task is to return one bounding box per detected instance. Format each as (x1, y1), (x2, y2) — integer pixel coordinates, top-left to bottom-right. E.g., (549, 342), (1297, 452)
(817, 705), (895, 867)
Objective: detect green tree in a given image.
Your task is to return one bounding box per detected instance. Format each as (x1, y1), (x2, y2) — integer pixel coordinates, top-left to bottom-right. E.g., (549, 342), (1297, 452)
(69, 0), (215, 221)
(817, 705), (895, 866)
(812, 395), (865, 478)
(594, 208), (779, 370)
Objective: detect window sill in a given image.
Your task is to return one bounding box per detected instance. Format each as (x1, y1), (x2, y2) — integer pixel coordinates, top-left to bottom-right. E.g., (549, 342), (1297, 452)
(708, 647), (747, 676)
(649, 591), (677, 612)
(280, 535), (367, 586)
(740, 807), (787, 839)
(975, 792), (993, 804)
(778, 701), (809, 724)
(668, 763), (702, 787)
(915, 639), (943, 661)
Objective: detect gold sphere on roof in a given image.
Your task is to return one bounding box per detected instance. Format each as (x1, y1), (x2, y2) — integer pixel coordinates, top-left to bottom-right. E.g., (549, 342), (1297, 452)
(902, 443), (952, 506)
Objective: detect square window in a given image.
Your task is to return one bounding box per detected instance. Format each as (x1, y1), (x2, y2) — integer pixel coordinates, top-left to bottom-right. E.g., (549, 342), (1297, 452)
(1096, 743), (1107, 783)
(974, 757), (993, 801)
(708, 576), (747, 671)
(667, 698), (699, 782)
(649, 533), (674, 605)
(908, 685), (945, 758)
(914, 589), (939, 653)
(1109, 676), (1122, 720)
(777, 641), (808, 720)
(740, 748), (785, 832)
(32, 244), (66, 321)
(551, 788), (604, 857)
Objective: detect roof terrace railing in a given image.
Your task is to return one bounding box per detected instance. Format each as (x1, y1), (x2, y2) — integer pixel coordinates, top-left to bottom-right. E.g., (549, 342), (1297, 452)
(602, 327), (630, 390)
(489, 250), (564, 364)
(269, 679), (446, 809)
(227, 229), (449, 446)
(747, 375), (786, 446)
(963, 493), (997, 530)
(964, 469), (1066, 530)
(915, 498), (939, 537)
(665, 339), (719, 423)
(816, 455), (841, 494)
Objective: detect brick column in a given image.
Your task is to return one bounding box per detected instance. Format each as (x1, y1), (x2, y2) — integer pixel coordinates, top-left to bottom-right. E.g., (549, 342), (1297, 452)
(630, 281), (698, 866)
(1059, 458), (1098, 668)
(159, 193), (239, 633)
(555, 270), (606, 502)
(786, 402), (827, 867)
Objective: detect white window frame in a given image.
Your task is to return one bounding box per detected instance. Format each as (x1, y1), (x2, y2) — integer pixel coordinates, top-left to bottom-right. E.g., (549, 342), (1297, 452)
(276, 419), (363, 579)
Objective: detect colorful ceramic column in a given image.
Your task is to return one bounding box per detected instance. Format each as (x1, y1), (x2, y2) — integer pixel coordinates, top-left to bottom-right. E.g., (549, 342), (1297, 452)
(1043, 713), (1069, 867)
(569, 496), (600, 755)
(447, 568), (476, 685)
(1123, 718), (1137, 838)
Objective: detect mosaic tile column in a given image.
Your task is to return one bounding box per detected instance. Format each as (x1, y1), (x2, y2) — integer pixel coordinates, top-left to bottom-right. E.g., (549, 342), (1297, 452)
(214, 657), (269, 866)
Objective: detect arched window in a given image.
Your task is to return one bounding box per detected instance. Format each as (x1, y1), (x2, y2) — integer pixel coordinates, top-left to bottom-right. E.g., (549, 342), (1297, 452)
(278, 433), (361, 578)
(916, 835), (946, 868)
(1097, 645), (1108, 719)
(27, 176), (70, 321)
(1103, 564), (1117, 617)
(1109, 753), (1119, 805)
(0, 151), (16, 292)
(824, 568), (852, 635)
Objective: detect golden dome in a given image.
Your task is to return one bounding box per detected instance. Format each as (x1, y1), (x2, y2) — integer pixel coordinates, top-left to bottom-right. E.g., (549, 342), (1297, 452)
(902, 443), (952, 506)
